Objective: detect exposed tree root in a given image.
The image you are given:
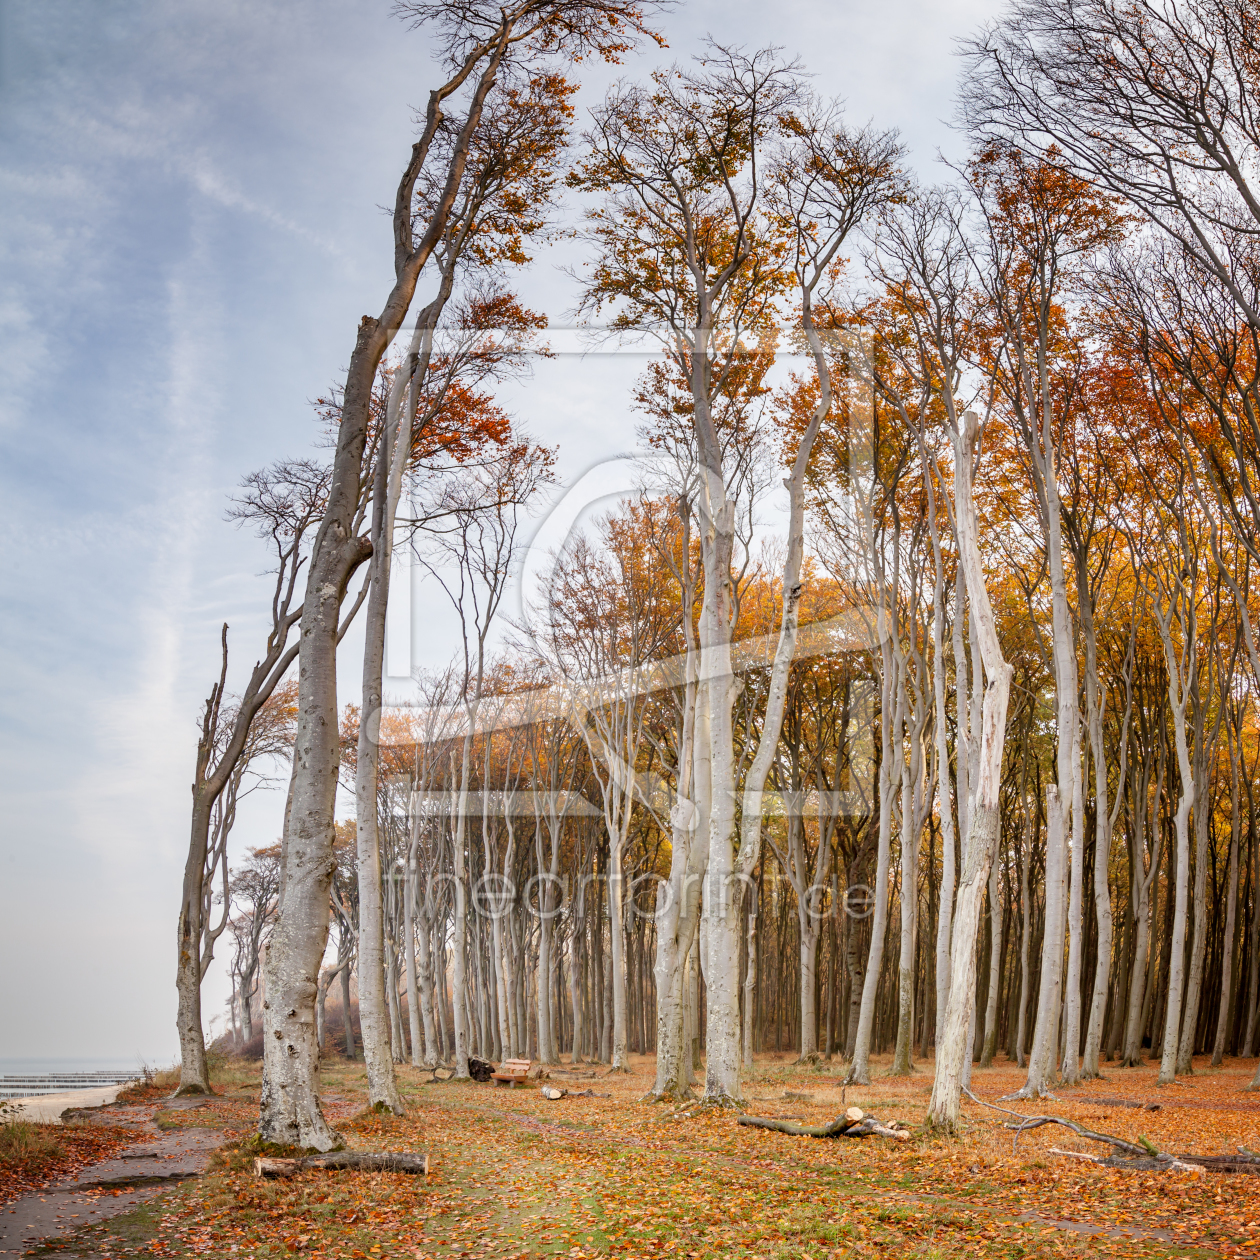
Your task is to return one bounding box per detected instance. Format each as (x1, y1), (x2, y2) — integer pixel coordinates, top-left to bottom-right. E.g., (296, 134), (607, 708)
(642, 1086), (696, 1104)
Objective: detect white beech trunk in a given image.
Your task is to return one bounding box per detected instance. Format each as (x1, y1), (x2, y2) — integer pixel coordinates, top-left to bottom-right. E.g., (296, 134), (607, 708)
(1017, 430), (1079, 1094)
(259, 29), (515, 1146)
(1178, 653), (1225, 1075)
(928, 410), (1013, 1130)
(1063, 751), (1085, 1082)
(653, 672), (709, 1098)
(403, 859), (423, 1067)
(893, 689), (928, 1076)
(451, 721), (475, 1078)
(1155, 600), (1195, 1087)
(1176, 734), (1212, 1075)
(1016, 803), (1032, 1067)
(1020, 785), (1067, 1096)
(1122, 754), (1163, 1065)
(927, 520), (956, 1050)
(1212, 737), (1242, 1065)
(846, 626), (901, 1086)
(743, 897), (757, 1069)
(607, 829), (629, 1070)
(414, 881), (439, 1067)
(981, 859), (1003, 1066)
(892, 753), (918, 1075)
(1083, 607), (1130, 1077)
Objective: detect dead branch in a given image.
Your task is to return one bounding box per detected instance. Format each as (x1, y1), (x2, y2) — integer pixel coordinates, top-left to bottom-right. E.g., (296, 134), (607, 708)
(963, 1087), (1151, 1157)
(737, 1106), (910, 1141)
(965, 1088), (1260, 1174)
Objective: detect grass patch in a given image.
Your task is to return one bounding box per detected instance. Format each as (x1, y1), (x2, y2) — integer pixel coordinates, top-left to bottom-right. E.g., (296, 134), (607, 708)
(117, 1062), (183, 1103)
(0, 1120), (63, 1167)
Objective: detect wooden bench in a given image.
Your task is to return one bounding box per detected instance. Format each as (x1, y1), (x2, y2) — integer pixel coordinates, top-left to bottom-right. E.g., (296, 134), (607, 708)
(490, 1058), (531, 1088)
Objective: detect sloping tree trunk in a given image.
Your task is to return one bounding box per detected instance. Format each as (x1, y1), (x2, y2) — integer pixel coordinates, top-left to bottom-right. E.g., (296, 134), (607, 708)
(260, 26), (514, 1148)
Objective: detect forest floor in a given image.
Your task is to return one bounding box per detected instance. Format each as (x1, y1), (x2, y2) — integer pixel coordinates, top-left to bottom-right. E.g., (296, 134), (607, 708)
(3, 1051), (1259, 1259)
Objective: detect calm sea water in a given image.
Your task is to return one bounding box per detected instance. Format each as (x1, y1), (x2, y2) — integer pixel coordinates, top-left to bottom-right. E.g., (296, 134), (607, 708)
(0, 1057), (163, 1078)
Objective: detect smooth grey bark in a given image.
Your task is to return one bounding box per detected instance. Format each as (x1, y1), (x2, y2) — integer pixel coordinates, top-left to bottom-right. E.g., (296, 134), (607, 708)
(921, 463), (957, 1051)
(847, 627), (901, 1086)
(1152, 579), (1195, 1087)
(1015, 793), (1033, 1067)
(1212, 712), (1242, 1066)
(354, 433), (405, 1107)
(1019, 781), (1067, 1097)
(260, 22), (516, 1148)
(1083, 608), (1133, 1077)
(893, 663), (930, 1076)
(1177, 632), (1225, 1075)
(927, 413), (1014, 1129)
(179, 499), (319, 1097)
(652, 671), (709, 1099)
(403, 852), (425, 1067)
(1123, 734), (1164, 1065)
(980, 859), (1003, 1067)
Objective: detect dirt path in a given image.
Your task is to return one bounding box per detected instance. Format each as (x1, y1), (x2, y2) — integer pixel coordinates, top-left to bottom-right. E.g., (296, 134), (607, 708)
(0, 1108), (223, 1259)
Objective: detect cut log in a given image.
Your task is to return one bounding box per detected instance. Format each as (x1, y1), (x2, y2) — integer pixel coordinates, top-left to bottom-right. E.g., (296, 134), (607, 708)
(737, 1107), (909, 1141)
(468, 1058), (494, 1083)
(1176, 1154), (1260, 1175)
(1075, 1096), (1160, 1112)
(253, 1152), (429, 1178)
(541, 1086), (566, 1100)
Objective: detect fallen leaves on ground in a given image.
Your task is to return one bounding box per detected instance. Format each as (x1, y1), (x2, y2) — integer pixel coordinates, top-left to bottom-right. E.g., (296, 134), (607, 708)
(0, 1119), (139, 1204)
(31, 1052), (1260, 1259)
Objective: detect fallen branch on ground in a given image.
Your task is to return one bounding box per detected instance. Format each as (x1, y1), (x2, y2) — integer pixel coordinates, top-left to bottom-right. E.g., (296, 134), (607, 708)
(1049, 1146), (1204, 1174)
(964, 1088), (1260, 1174)
(738, 1106), (910, 1141)
(1074, 1096), (1160, 1111)
(253, 1152), (429, 1178)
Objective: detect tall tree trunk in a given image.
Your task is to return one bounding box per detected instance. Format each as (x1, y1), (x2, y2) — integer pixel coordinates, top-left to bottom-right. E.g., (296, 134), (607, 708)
(1212, 754), (1241, 1065)
(892, 745), (919, 1076)
(354, 440), (404, 1107)
(1158, 644), (1195, 1086)
(175, 793), (217, 1095)
(403, 862), (424, 1068)
(928, 410), (1014, 1129)
(259, 23), (514, 1148)
(981, 859), (1003, 1067)
(1177, 687), (1217, 1074)
(848, 629), (901, 1085)
(607, 829), (629, 1070)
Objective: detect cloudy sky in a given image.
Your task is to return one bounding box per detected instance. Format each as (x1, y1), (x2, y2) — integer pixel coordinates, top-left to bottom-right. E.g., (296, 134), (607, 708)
(0, 0), (1000, 1065)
